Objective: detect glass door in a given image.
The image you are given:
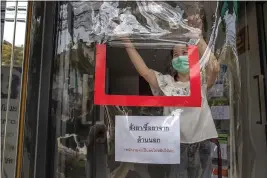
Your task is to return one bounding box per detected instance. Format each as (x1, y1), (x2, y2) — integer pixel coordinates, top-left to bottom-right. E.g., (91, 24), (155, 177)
(18, 1), (267, 178)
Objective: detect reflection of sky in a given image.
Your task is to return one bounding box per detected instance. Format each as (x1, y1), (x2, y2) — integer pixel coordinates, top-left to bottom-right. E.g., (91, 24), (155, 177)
(3, 2), (27, 45)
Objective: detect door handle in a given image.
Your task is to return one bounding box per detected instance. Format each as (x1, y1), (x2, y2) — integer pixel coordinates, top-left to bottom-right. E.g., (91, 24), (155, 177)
(254, 74), (266, 125)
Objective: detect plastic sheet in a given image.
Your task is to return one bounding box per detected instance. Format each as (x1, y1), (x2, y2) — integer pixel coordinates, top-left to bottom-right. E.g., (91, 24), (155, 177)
(50, 1), (241, 178)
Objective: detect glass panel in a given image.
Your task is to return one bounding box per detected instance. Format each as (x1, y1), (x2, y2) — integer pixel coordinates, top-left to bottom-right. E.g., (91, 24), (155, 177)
(49, 1), (245, 178)
(51, 36), (95, 178)
(1, 1), (28, 177)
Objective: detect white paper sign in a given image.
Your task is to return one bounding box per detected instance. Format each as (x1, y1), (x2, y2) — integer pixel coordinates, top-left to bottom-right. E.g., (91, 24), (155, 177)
(211, 106), (230, 120)
(115, 115), (180, 164)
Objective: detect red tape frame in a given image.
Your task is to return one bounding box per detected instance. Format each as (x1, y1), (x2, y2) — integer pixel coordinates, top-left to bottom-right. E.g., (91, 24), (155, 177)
(94, 44), (201, 107)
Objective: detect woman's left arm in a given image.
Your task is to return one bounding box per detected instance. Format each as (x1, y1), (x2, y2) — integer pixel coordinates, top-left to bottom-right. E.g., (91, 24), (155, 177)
(197, 38), (220, 88)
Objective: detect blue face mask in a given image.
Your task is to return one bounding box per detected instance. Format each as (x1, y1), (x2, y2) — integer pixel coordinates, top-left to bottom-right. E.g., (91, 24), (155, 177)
(172, 55), (189, 74)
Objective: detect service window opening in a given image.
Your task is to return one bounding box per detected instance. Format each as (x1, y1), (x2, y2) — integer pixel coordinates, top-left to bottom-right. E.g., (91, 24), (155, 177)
(106, 46), (173, 96)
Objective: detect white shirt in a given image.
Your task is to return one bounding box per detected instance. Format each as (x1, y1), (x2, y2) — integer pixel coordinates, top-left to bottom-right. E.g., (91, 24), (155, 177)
(150, 71), (218, 143)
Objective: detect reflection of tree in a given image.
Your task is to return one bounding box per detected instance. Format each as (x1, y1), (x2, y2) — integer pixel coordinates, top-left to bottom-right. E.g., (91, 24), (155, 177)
(52, 40), (95, 121)
(52, 40), (96, 178)
(70, 41), (95, 75)
(2, 40), (24, 66)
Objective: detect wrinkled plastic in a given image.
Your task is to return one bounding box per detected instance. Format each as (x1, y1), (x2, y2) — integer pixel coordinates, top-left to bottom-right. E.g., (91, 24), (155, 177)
(50, 1), (240, 178)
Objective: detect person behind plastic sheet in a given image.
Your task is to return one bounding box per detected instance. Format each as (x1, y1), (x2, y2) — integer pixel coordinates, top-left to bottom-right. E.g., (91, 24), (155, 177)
(121, 14), (220, 177)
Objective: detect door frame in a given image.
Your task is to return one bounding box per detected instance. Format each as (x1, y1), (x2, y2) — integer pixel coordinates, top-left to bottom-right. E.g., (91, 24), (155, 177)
(18, 1), (58, 178)
(256, 2), (267, 142)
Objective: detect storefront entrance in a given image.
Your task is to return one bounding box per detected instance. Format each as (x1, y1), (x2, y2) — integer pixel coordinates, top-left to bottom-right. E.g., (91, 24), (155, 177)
(1, 1), (267, 178)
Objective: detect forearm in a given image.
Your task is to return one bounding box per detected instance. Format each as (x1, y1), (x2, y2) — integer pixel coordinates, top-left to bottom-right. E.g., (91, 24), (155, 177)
(122, 38), (159, 89)
(197, 38), (220, 87)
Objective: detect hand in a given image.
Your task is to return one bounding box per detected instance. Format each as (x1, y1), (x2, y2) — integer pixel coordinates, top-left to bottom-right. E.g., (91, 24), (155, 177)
(119, 35), (133, 48)
(119, 35), (131, 43)
(187, 14), (203, 30)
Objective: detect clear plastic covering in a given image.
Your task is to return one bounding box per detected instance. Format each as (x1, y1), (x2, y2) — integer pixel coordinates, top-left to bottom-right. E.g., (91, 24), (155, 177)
(51, 1), (240, 178)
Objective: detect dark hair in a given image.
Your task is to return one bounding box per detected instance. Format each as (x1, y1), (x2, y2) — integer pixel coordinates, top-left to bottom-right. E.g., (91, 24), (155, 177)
(165, 48), (178, 81)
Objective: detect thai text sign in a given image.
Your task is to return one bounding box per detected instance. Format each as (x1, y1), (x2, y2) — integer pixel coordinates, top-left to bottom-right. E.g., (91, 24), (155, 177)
(115, 115), (180, 164)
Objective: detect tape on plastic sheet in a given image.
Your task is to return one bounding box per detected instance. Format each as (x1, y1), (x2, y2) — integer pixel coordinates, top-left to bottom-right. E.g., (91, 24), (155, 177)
(94, 44), (201, 107)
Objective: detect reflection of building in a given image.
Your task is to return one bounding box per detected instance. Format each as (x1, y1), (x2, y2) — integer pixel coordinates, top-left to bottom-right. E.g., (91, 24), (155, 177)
(1, 1), (6, 42)
(1, 2), (27, 46)
(1, 4), (27, 23)
(4, 5), (27, 23)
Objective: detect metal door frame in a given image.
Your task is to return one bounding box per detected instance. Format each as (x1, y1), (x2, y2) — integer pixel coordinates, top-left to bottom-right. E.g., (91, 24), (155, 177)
(17, 1), (58, 178)
(256, 2), (267, 143)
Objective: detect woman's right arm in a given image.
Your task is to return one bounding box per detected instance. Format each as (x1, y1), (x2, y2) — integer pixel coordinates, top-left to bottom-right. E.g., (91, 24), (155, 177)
(122, 38), (159, 89)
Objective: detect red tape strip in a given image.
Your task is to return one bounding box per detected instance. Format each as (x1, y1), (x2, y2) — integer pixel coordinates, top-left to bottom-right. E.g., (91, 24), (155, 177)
(94, 44), (201, 107)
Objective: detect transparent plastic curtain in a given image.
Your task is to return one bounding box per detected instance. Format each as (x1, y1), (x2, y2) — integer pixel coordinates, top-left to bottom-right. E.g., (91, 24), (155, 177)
(51, 1), (240, 178)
